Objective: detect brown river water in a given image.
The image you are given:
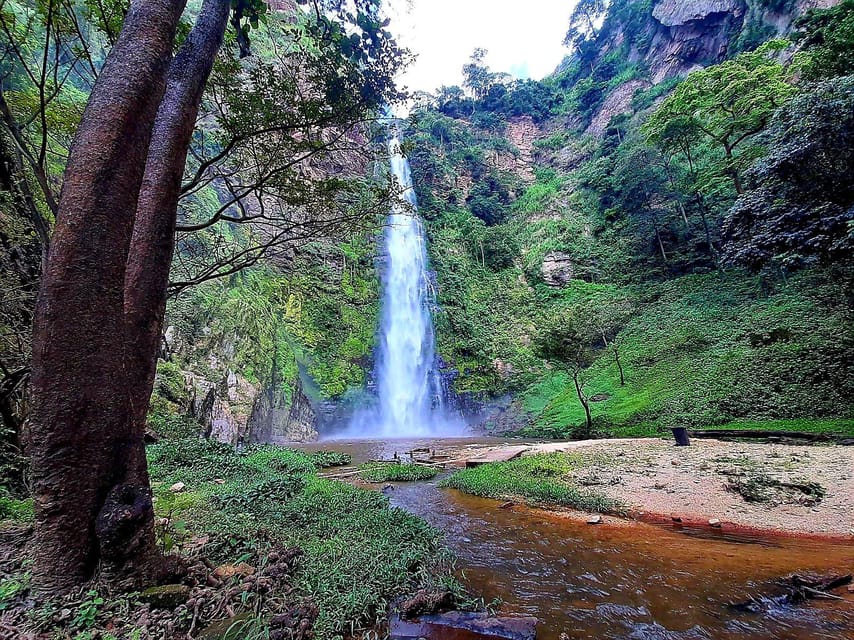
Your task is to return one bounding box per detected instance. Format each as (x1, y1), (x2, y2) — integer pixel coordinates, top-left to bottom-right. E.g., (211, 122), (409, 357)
(296, 437), (854, 640)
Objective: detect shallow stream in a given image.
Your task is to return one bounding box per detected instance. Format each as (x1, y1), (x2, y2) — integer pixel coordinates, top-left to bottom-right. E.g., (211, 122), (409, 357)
(299, 438), (854, 640)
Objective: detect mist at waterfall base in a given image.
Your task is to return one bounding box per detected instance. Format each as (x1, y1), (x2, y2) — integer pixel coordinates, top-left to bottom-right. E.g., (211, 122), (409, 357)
(329, 137), (467, 440)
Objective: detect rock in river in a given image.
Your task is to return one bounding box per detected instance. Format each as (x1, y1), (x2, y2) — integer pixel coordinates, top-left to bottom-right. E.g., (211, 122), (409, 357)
(391, 611), (537, 640)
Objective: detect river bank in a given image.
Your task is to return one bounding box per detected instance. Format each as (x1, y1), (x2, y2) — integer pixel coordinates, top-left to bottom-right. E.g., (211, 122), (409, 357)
(537, 438), (854, 539)
(0, 439), (461, 640)
(349, 437), (854, 540)
(351, 437), (854, 640)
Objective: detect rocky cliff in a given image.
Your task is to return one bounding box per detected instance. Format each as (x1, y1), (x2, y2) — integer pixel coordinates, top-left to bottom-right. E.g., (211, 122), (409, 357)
(587, 0), (842, 125)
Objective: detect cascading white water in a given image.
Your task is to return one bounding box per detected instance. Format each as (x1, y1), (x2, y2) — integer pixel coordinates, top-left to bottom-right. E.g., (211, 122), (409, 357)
(372, 136), (450, 437)
(336, 134), (464, 440)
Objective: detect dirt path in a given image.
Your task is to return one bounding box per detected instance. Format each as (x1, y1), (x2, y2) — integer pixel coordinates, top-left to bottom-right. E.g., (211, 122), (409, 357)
(434, 438), (854, 538)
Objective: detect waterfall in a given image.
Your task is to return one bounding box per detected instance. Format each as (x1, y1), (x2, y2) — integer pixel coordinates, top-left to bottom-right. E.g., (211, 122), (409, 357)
(374, 136), (444, 436)
(341, 134), (464, 439)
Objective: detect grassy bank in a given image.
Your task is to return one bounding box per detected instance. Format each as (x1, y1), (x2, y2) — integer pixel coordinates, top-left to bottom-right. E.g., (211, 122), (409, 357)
(0, 439), (457, 639)
(358, 462), (439, 483)
(510, 273), (854, 440)
(440, 453), (624, 514)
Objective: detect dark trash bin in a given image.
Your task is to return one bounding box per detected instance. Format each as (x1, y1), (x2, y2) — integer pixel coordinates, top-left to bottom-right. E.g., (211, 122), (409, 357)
(671, 427), (690, 446)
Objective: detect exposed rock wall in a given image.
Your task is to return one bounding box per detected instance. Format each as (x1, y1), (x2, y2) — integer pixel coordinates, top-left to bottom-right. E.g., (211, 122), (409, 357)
(645, 0), (746, 82)
(586, 79), (651, 136)
(652, 0), (742, 27)
(486, 116), (539, 182)
(249, 377), (319, 443)
(156, 326), (320, 444)
(585, 0), (843, 134)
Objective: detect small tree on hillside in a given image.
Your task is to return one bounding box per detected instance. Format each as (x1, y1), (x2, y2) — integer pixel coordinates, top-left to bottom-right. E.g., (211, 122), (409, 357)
(462, 48), (509, 100)
(534, 311), (598, 438)
(564, 0), (609, 72)
(585, 293), (633, 387)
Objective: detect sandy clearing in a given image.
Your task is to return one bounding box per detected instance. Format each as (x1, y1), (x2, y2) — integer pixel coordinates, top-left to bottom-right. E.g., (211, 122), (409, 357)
(435, 438), (854, 538)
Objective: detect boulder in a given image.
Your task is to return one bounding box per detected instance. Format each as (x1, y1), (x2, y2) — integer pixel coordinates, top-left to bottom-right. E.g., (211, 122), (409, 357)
(399, 589), (454, 619)
(541, 252), (574, 287)
(415, 611), (537, 640)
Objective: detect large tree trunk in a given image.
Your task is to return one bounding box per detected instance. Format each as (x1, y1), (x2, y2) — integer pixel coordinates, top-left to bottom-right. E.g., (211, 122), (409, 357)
(124, 0), (231, 456)
(28, 0), (187, 595)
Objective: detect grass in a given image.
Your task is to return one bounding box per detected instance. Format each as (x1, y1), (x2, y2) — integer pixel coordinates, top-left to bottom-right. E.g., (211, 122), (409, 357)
(0, 439), (459, 639)
(358, 462), (439, 483)
(308, 450), (353, 468)
(0, 494), (33, 522)
(696, 418), (854, 436)
(513, 272), (854, 439)
(440, 453), (624, 514)
(144, 438), (451, 638)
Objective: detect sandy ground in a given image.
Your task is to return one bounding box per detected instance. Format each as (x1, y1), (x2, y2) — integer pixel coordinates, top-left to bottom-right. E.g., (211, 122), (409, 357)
(434, 438), (854, 539)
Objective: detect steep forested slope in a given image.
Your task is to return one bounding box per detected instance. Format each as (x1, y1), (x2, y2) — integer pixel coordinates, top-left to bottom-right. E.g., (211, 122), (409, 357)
(406, 0), (854, 437)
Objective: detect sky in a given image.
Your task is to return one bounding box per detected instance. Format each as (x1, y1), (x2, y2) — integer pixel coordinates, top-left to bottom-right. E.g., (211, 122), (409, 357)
(384, 0), (579, 95)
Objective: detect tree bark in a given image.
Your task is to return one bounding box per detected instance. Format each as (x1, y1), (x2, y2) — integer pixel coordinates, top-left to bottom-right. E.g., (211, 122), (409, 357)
(124, 0), (231, 455)
(572, 368), (593, 437)
(28, 0), (186, 595)
(654, 222), (668, 264)
(613, 346), (625, 387)
(723, 142), (744, 195)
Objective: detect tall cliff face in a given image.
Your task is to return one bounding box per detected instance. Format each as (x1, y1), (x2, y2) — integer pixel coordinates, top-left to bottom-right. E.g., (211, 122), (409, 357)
(643, 0), (747, 82)
(578, 0), (843, 136)
(599, 0), (839, 84)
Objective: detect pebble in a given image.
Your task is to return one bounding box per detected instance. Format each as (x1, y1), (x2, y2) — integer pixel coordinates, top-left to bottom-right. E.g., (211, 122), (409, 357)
(708, 518), (722, 528)
(587, 515), (602, 525)
(671, 515), (682, 523)
(169, 482), (186, 493)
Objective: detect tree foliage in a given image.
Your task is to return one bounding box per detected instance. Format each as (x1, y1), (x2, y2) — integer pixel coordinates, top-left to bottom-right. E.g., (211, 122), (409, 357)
(793, 0), (854, 81)
(722, 75), (854, 271)
(644, 41), (796, 195)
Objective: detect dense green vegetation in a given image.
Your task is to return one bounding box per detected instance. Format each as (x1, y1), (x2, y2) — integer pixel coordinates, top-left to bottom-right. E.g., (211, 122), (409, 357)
(441, 453), (623, 514)
(518, 272), (854, 438)
(0, 438), (457, 638)
(162, 231), (381, 403)
(406, 0), (854, 439)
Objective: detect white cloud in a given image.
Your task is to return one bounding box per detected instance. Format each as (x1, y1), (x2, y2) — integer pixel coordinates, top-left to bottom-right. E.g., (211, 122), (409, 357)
(384, 0), (578, 95)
